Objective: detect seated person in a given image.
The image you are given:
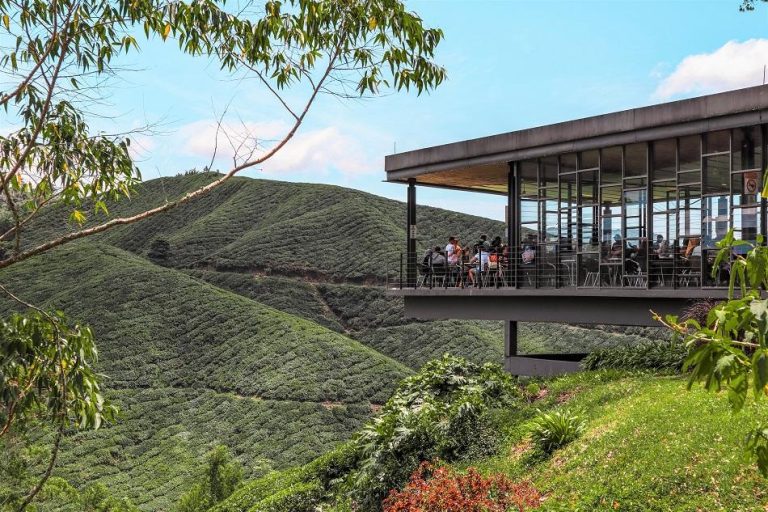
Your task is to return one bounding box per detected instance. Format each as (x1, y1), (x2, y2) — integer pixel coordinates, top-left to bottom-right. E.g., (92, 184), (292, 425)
(467, 248), (490, 286)
(654, 234), (670, 257)
(430, 246), (446, 268)
(684, 236), (700, 258)
(475, 234), (490, 253)
(490, 236), (503, 252)
(610, 234), (624, 258)
(521, 235), (536, 265)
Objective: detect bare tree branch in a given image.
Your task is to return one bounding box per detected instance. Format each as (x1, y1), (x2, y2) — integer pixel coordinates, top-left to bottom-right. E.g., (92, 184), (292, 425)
(0, 39), (344, 270)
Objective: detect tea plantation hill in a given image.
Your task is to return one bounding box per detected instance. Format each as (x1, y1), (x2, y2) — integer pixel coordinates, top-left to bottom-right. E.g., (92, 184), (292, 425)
(0, 243), (412, 509)
(23, 172), (503, 281)
(24, 172), (660, 368)
(0, 173), (660, 509)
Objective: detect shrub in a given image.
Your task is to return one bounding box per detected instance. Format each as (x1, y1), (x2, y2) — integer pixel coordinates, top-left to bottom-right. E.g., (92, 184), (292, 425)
(524, 382), (541, 401)
(529, 409), (585, 454)
(349, 354), (520, 510)
(253, 481), (324, 512)
(147, 238), (171, 261)
(174, 445), (243, 512)
(582, 341), (687, 373)
(210, 442), (357, 512)
(382, 462), (541, 512)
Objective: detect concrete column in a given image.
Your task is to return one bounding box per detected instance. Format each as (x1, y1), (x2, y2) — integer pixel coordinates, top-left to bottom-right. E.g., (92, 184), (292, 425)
(406, 179), (417, 287)
(504, 320), (517, 358)
(507, 163), (518, 287)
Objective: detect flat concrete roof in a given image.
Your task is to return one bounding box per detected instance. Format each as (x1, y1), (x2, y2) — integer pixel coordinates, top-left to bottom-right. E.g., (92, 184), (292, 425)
(385, 84), (768, 192)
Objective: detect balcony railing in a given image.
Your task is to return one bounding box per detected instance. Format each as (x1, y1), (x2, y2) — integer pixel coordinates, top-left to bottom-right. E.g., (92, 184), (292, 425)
(388, 241), (733, 292)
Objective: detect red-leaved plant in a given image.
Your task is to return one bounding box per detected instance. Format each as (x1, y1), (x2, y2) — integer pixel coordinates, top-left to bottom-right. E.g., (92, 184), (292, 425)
(382, 461), (541, 512)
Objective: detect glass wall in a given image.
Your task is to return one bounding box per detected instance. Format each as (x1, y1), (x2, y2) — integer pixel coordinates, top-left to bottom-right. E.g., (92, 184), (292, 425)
(515, 125), (765, 289)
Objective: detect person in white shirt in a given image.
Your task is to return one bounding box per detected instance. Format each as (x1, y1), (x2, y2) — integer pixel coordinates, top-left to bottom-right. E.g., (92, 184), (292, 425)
(445, 236), (456, 263)
(467, 248), (490, 286)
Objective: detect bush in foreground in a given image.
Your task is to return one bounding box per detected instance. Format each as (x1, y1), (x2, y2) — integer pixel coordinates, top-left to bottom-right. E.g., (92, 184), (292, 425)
(582, 340), (687, 373)
(382, 462), (541, 512)
(349, 354), (520, 510)
(529, 409), (585, 454)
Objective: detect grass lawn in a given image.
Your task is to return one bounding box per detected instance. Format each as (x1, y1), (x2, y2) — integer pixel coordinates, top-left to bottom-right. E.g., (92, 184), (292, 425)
(476, 372), (768, 511)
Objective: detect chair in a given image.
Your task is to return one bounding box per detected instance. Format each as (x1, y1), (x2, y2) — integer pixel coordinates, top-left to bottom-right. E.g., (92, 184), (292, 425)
(622, 258), (647, 288)
(582, 257), (600, 287)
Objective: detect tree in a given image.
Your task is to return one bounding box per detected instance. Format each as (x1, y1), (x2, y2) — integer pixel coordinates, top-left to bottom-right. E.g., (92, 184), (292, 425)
(0, 0), (445, 508)
(174, 445), (243, 512)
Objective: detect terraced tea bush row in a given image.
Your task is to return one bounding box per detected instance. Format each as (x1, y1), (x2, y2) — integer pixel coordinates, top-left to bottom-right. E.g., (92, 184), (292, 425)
(0, 244), (409, 404)
(184, 270), (344, 333)
(47, 388), (372, 510)
(24, 175), (505, 282)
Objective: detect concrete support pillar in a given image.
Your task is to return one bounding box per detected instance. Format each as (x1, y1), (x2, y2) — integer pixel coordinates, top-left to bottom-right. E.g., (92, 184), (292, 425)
(406, 179), (417, 287)
(507, 163), (518, 287)
(504, 320), (517, 358)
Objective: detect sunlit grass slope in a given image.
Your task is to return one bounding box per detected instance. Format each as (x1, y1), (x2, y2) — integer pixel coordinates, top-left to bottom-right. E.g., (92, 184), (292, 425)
(478, 373), (768, 511)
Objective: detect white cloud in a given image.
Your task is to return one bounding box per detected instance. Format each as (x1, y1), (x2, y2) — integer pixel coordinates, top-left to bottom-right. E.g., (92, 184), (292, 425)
(654, 39), (768, 100)
(174, 119), (381, 176)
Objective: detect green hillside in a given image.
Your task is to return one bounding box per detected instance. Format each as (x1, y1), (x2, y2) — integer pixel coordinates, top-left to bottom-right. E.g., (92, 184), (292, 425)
(1, 174), (665, 510)
(0, 243), (410, 509)
(24, 172), (504, 281)
(214, 371), (768, 512)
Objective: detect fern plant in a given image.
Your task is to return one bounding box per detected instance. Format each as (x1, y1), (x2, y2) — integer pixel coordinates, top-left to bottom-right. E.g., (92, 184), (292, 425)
(529, 410), (585, 454)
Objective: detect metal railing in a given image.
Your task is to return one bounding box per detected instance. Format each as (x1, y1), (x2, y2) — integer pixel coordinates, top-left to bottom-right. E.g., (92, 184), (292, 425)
(388, 242), (733, 291)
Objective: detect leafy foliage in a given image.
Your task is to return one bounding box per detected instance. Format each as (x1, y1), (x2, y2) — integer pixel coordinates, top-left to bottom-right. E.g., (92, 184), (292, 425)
(529, 409), (585, 454)
(581, 340), (687, 373)
(210, 442), (358, 512)
(0, 309), (116, 434)
(174, 446), (243, 512)
(348, 354), (519, 510)
(382, 462), (541, 512)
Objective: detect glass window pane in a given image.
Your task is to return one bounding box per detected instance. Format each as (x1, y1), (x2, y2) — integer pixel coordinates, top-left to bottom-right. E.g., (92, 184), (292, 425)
(733, 206), (760, 241)
(703, 154), (730, 194)
(520, 159), (538, 181)
(702, 195), (730, 244)
(624, 177), (647, 188)
(678, 187), (701, 237)
(678, 170), (700, 185)
(601, 185), (622, 208)
(652, 139), (676, 181)
(679, 135), (700, 171)
(521, 199), (537, 224)
(652, 181), (677, 212)
(625, 143), (647, 177)
(652, 213), (675, 244)
(579, 206), (597, 246)
(733, 126), (763, 171)
(560, 153), (577, 174)
(579, 170), (598, 204)
(541, 156), (558, 184)
(601, 146), (622, 184)
(703, 130), (730, 154)
(560, 172), (576, 205)
(579, 150), (599, 170)
(540, 186), (558, 199)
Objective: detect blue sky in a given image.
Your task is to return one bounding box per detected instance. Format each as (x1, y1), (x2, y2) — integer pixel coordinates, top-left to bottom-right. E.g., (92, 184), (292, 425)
(106, 1), (768, 220)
